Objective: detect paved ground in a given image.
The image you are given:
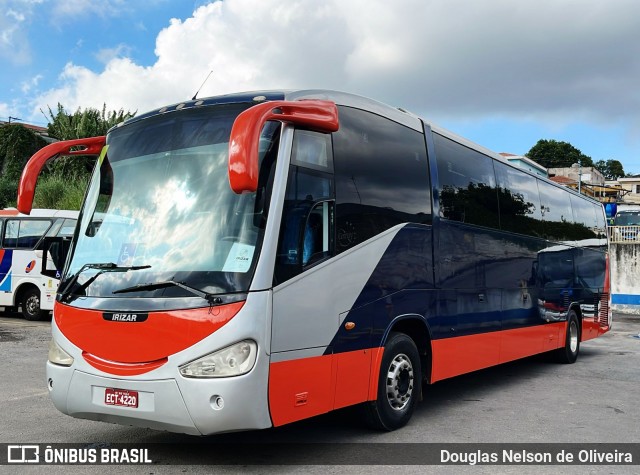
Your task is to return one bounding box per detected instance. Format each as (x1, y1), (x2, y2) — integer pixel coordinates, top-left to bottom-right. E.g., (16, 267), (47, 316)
(0, 311), (638, 474)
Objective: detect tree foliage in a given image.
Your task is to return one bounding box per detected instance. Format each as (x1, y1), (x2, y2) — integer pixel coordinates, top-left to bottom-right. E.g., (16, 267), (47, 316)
(45, 103), (135, 140)
(0, 104), (135, 210)
(526, 139), (593, 169)
(0, 124), (48, 208)
(42, 103), (136, 184)
(594, 159), (625, 180)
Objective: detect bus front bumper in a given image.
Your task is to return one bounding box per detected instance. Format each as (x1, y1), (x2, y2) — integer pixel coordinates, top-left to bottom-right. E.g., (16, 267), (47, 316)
(46, 360), (273, 436)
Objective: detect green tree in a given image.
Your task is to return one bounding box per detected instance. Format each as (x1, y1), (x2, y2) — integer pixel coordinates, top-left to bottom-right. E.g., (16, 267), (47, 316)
(45, 103), (135, 140)
(526, 139), (593, 169)
(594, 159), (625, 180)
(43, 103), (136, 178)
(0, 124), (48, 208)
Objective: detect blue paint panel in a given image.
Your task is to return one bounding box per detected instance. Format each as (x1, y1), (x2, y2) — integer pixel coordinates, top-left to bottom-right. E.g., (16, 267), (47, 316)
(328, 225), (435, 355)
(0, 250), (13, 291)
(0, 270), (12, 291)
(326, 217), (607, 356)
(611, 294), (640, 305)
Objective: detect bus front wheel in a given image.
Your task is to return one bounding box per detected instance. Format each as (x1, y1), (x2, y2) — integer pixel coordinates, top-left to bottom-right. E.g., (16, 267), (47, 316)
(364, 332), (421, 431)
(21, 288), (47, 321)
(555, 310), (580, 364)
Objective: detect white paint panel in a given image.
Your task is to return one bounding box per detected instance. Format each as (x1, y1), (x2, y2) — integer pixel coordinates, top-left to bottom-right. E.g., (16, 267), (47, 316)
(271, 224), (404, 354)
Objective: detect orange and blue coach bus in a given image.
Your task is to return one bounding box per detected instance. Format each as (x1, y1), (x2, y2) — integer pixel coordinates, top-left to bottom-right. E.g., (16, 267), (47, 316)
(16, 90), (610, 435)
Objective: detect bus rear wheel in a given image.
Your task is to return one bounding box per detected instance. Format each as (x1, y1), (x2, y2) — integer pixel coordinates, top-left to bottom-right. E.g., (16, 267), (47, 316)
(22, 288), (47, 321)
(555, 310), (580, 364)
(364, 332), (421, 431)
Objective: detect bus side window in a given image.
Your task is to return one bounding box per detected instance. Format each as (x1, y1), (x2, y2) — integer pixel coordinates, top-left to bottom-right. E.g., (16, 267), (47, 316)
(3, 219), (19, 248)
(17, 220), (52, 249)
(57, 219), (77, 238)
(434, 133), (499, 229)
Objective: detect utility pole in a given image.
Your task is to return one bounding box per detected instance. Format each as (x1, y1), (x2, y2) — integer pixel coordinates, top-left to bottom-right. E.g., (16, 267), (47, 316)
(8, 116), (22, 124)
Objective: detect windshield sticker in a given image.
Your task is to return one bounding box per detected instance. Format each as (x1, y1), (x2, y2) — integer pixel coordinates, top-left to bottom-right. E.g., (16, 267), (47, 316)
(117, 243), (138, 266)
(222, 243), (254, 273)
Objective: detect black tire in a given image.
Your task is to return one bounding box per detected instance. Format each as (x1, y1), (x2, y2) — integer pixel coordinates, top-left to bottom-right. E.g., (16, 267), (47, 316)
(21, 287), (47, 321)
(364, 332), (421, 431)
(554, 310), (580, 364)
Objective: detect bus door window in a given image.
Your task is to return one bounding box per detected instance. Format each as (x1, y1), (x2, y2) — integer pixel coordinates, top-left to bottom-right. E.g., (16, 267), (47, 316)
(275, 130), (334, 284)
(303, 201), (334, 265)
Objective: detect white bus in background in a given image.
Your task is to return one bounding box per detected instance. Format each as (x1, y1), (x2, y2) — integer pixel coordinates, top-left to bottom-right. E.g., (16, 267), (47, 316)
(0, 209), (78, 320)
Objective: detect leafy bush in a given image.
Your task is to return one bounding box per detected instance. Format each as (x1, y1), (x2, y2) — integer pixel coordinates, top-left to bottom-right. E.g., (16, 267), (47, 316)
(32, 173), (89, 210)
(0, 178), (17, 208)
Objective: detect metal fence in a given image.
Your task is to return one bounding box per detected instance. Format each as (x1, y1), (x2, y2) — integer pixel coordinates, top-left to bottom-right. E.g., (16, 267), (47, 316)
(608, 226), (640, 243)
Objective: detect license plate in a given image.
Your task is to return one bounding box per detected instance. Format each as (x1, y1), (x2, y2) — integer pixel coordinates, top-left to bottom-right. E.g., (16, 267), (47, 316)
(105, 388), (138, 408)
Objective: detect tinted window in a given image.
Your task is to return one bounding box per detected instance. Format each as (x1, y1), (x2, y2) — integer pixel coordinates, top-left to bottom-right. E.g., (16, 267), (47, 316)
(537, 180), (575, 241)
(614, 211), (640, 226)
(291, 130), (333, 172)
(594, 206), (606, 238)
(570, 195), (598, 239)
(275, 167), (334, 284)
(495, 161), (543, 236)
(333, 107), (430, 252)
(434, 133), (499, 229)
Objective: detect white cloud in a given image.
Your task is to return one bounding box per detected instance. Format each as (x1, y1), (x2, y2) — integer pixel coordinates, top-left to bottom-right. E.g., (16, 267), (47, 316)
(95, 43), (133, 64)
(50, 0), (128, 20)
(30, 0), (640, 131)
(1, 1), (38, 64)
(20, 73), (43, 94)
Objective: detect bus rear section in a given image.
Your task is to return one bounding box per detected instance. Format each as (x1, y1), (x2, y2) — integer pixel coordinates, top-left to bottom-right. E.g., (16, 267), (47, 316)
(17, 89), (610, 436)
(0, 209), (78, 320)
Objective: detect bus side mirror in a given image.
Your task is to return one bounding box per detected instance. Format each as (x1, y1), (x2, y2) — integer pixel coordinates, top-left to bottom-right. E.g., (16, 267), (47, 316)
(40, 237), (72, 279)
(228, 100), (338, 194)
(17, 136), (105, 214)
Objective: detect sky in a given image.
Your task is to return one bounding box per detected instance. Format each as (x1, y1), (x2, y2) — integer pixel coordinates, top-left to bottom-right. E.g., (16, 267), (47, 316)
(1, 0), (640, 175)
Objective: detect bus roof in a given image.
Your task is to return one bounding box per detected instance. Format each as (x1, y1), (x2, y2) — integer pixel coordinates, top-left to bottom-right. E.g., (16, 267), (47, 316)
(113, 88), (603, 207)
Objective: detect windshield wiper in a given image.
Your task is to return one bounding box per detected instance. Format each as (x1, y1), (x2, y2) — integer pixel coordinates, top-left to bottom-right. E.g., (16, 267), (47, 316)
(59, 262), (151, 302)
(112, 280), (224, 305)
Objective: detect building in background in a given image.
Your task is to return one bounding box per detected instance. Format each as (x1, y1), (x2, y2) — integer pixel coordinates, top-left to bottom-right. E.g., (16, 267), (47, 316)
(611, 176), (640, 205)
(499, 153), (548, 177)
(0, 120), (54, 143)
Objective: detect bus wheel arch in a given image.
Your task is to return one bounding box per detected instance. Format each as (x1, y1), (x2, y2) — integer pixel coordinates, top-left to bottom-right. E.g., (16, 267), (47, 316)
(364, 316), (431, 431)
(17, 284), (47, 321)
(555, 308), (581, 364)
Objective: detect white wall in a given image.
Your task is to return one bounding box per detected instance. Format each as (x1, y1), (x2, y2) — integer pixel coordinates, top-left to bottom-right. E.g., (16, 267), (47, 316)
(610, 242), (640, 315)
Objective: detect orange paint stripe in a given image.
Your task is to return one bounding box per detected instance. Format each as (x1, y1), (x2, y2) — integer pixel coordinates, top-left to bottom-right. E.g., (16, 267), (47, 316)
(83, 352), (167, 376)
(0, 209), (19, 216)
(431, 323), (567, 382)
(56, 300), (244, 364)
(269, 354), (333, 426)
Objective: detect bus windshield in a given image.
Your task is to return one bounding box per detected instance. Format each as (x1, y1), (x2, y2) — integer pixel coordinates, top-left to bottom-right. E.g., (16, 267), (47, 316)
(62, 103), (278, 304)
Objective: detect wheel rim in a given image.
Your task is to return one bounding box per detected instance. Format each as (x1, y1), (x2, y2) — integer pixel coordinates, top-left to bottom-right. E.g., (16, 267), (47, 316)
(25, 294), (39, 315)
(569, 320), (578, 353)
(386, 353), (414, 411)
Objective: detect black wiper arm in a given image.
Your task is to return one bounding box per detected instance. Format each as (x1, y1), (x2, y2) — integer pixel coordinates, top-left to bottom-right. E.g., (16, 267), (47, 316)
(59, 262), (151, 302)
(112, 280), (224, 305)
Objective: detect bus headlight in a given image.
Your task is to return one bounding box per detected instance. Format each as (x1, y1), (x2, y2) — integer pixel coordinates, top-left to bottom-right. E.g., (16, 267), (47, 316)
(179, 340), (257, 378)
(48, 339), (74, 366)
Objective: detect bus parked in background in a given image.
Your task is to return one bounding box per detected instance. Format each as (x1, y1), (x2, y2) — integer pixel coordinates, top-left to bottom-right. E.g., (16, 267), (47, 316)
(17, 90), (610, 435)
(0, 209), (78, 320)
